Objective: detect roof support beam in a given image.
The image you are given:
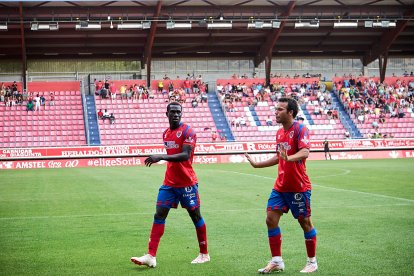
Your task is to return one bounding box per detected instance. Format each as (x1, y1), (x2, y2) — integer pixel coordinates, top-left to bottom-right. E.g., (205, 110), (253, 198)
(143, 0), (162, 86)
(378, 52), (388, 83)
(363, 9), (414, 66)
(253, 0), (295, 67)
(19, 2), (27, 90)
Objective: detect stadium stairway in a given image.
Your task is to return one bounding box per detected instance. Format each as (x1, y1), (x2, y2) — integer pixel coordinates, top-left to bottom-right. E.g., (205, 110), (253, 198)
(249, 107), (262, 126)
(84, 95), (101, 145)
(330, 91), (363, 138)
(301, 106), (315, 125)
(207, 92), (235, 141)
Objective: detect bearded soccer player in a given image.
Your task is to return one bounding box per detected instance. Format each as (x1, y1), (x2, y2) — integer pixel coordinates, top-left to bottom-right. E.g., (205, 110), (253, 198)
(245, 97), (317, 273)
(131, 102), (209, 268)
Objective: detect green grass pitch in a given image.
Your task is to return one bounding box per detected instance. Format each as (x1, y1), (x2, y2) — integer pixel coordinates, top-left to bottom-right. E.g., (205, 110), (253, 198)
(0, 159), (413, 275)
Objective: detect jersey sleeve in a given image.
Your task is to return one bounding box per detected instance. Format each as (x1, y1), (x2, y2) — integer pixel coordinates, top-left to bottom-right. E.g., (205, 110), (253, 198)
(297, 125), (311, 150)
(183, 126), (197, 148)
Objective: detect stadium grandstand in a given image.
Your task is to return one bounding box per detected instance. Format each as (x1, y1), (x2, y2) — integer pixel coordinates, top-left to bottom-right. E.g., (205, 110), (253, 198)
(0, 0), (413, 148)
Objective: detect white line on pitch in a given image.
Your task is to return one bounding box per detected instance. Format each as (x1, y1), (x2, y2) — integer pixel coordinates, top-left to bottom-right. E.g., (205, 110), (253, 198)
(212, 169), (414, 203)
(0, 203), (412, 220)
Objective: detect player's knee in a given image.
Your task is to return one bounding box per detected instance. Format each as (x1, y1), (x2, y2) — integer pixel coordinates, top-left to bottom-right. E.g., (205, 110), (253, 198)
(298, 217), (313, 231)
(188, 209), (202, 224)
(154, 207), (169, 221)
(265, 216), (278, 228)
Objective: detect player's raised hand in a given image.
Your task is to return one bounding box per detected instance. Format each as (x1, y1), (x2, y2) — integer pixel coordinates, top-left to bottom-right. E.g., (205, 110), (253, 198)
(279, 145), (289, 161)
(244, 152), (257, 167)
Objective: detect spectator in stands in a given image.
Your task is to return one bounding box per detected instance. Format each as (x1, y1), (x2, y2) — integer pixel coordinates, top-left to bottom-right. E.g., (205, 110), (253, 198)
(211, 131), (218, 142)
(109, 113), (116, 125)
(158, 80), (164, 93)
(163, 74), (170, 80)
(372, 120), (379, 130)
(40, 94), (46, 106)
(266, 116), (273, 126)
(102, 109), (111, 122)
(379, 111), (386, 123)
(97, 109), (103, 119)
(239, 116), (247, 127)
(49, 92), (55, 106)
(26, 99), (34, 112)
(191, 98), (198, 108)
(95, 80), (103, 95)
(357, 114), (365, 124)
(16, 94), (23, 105)
(34, 94), (41, 111)
(101, 87), (108, 99)
(120, 84), (127, 99)
(344, 130), (350, 139)
(109, 82), (117, 99)
(200, 91), (208, 103)
(184, 78), (191, 94)
(398, 106), (405, 118)
(217, 84), (223, 93)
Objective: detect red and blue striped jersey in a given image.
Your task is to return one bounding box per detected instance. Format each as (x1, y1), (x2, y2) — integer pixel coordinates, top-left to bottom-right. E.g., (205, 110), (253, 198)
(163, 123), (198, 187)
(274, 121), (312, 192)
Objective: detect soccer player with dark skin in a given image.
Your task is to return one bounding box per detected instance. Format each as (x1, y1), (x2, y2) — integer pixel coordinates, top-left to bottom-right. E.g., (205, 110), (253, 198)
(245, 97), (318, 273)
(131, 102), (209, 268)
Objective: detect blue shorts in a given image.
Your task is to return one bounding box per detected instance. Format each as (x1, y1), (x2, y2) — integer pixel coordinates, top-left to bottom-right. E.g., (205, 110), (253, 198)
(267, 189), (312, 220)
(156, 184), (200, 211)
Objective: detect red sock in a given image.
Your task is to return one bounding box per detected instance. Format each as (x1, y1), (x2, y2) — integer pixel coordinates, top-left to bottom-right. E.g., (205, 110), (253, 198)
(148, 223), (165, 257)
(269, 234), (282, 257)
(196, 224), (208, 254)
(305, 236), (317, 258)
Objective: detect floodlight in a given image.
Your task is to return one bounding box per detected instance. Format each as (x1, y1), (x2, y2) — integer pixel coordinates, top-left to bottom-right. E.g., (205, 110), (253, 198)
(117, 22), (143, 30)
(167, 22), (192, 29)
(294, 21), (319, 28)
(207, 22), (232, 29)
(334, 22), (358, 28)
(0, 23), (7, 31)
(373, 21), (396, 28)
(76, 22), (101, 30)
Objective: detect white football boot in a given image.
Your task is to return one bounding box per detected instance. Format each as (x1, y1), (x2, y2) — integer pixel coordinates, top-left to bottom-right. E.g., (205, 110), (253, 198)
(131, 254), (156, 268)
(191, 253), (210, 264)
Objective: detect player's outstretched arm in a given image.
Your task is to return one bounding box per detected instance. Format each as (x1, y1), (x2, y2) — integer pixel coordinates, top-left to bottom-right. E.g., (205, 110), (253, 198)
(244, 153), (279, 168)
(144, 145), (192, 167)
(280, 147), (309, 162)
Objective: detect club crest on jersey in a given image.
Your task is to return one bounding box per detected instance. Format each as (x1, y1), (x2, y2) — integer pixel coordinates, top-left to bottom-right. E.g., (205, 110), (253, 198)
(176, 131), (182, 138)
(289, 131), (294, 138)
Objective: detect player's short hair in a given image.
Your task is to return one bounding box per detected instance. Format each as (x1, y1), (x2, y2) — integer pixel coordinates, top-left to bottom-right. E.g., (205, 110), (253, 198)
(278, 97), (299, 118)
(167, 101), (182, 112)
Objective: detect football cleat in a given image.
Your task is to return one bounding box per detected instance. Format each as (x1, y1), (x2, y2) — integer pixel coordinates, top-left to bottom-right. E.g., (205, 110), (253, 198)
(191, 253), (210, 264)
(300, 260), (318, 273)
(258, 260), (285, 273)
(131, 254), (156, 268)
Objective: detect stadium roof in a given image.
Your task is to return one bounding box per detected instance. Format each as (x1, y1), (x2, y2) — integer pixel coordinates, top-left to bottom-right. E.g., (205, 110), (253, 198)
(0, 0), (413, 68)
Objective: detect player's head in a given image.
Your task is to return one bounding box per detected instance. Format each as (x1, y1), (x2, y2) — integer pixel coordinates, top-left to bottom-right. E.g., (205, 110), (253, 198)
(275, 97), (298, 123)
(166, 102), (182, 129)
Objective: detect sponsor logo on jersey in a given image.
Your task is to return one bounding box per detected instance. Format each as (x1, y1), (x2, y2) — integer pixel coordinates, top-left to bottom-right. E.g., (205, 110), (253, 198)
(176, 131), (182, 138)
(289, 131), (294, 138)
(277, 142), (291, 151)
(185, 186), (193, 192)
(164, 141), (179, 149)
